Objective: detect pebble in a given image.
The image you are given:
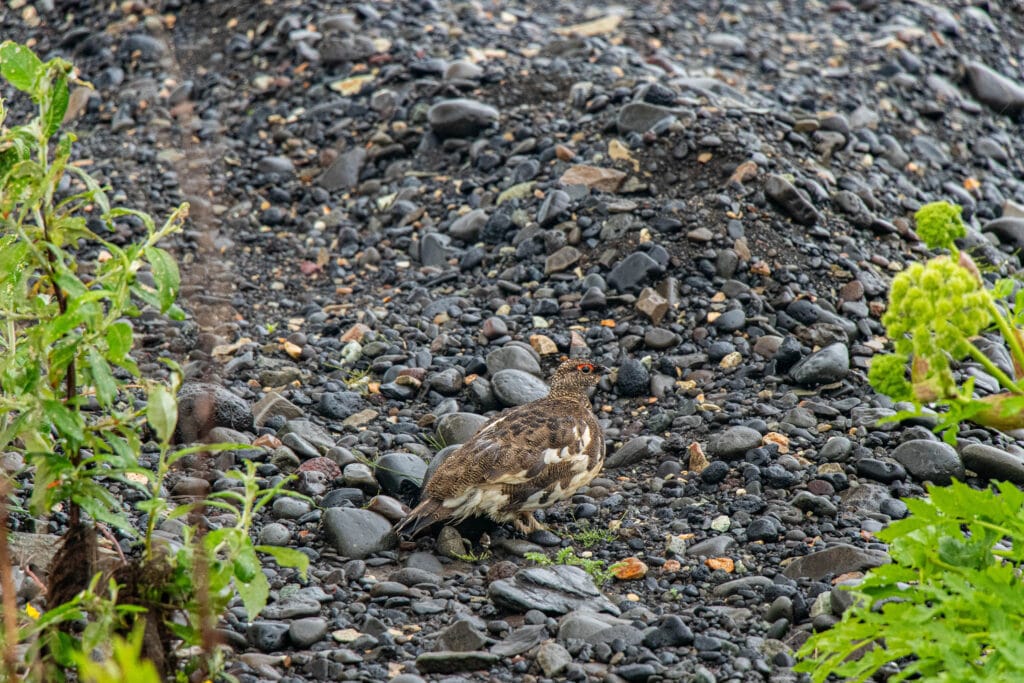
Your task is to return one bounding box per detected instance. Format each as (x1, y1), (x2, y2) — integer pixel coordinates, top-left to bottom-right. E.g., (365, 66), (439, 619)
(616, 359), (650, 397)
(175, 382), (254, 443)
(707, 426), (762, 460)
(789, 343), (850, 386)
(321, 508), (396, 559)
(606, 436), (664, 468)
(891, 440), (965, 485)
(435, 413), (489, 445)
(428, 98), (499, 138)
(491, 369), (550, 406)
(764, 174), (821, 226)
(960, 443), (1024, 484)
(289, 618), (328, 648)
(536, 641), (573, 677)
(964, 61), (1024, 117)
(489, 566), (619, 616)
(782, 544), (890, 580)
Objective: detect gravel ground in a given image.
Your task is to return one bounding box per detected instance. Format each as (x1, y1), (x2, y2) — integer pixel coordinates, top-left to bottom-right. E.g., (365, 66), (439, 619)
(6, 0), (1024, 681)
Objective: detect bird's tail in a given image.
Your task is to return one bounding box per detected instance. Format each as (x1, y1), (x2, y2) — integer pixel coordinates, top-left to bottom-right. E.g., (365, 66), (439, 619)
(393, 498), (447, 538)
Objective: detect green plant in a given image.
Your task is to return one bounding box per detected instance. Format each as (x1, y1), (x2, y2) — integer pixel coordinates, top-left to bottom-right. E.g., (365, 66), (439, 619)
(452, 548), (491, 563)
(422, 431), (447, 452)
(0, 40), (186, 534)
(568, 520), (617, 548)
(525, 547), (621, 586)
(796, 480), (1024, 682)
(867, 200), (1024, 442)
(0, 40), (309, 681)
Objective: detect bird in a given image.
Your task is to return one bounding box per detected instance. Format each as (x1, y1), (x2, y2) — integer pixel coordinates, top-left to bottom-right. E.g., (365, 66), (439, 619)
(395, 358), (607, 538)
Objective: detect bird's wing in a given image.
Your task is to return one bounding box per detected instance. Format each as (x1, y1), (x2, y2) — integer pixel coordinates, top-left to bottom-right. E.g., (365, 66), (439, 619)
(425, 407), (596, 498)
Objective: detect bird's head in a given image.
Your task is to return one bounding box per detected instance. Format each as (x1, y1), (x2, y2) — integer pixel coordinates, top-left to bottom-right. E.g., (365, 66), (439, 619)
(549, 358), (607, 396)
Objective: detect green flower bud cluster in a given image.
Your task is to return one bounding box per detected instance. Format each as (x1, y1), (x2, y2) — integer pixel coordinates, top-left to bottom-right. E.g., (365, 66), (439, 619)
(881, 256), (990, 384)
(914, 201), (965, 252)
(867, 352), (912, 402)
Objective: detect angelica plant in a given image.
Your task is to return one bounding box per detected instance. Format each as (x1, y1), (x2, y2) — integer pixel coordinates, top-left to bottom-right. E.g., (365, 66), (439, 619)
(868, 201), (1024, 441)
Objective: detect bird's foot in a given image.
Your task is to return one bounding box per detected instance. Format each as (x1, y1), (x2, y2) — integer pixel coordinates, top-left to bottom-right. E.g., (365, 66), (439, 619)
(514, 512), (547, 535)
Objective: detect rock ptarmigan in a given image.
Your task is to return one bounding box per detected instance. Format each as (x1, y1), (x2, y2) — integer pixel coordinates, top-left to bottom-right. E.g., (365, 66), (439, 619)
(395, 359), (607, 537)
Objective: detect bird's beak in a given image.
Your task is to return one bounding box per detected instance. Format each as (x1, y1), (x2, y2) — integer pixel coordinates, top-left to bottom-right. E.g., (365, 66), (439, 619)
(594, 364), (608, 374)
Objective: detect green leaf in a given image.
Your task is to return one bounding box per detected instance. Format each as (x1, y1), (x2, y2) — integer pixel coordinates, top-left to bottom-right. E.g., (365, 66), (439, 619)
(86, 347), (117, 407)
(233, 551), (271, 620)
(42, 71), (69, 139)
(256, 545), (310, 579)
(42, 398), (84, 443)
(106, 320), (133, 361)
(0, 41), (43, 94)
(146, 384), (176, 445)
(143, 246), (179, 312)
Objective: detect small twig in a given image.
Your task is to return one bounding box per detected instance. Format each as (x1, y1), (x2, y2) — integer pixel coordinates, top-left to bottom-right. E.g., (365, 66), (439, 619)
(21, 568), (46, 597)
(0, 477), (23, 681)
(96, 523), (127, 565)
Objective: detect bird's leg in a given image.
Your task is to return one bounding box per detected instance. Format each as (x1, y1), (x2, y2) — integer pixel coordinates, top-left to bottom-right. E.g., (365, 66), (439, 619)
(514, 511), (547, 534)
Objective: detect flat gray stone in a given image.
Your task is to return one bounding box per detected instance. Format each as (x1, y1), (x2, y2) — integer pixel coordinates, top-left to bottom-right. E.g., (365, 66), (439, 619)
(416, 651), (500, 674)
(491, 624), (548, 656)
(321, 508), (396, 559)
(435, 412), (489, 446)
(783, 543), (890, 580)
(706, 426), (762, 460)
(618, 102), (678, 133)
(318, 146), (366, 191)
(605, 436), (664, 468)
(488, 565), (619, 616)
(491, 369), (549, 406)
(375, 452), (427, 497)
(790, 343), (850, 386)
(964, 60), (1024, 117)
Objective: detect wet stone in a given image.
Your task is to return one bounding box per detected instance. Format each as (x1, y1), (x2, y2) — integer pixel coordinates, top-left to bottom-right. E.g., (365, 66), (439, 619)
(960, 443), (1024, 484)
(891, 440), (964, 485)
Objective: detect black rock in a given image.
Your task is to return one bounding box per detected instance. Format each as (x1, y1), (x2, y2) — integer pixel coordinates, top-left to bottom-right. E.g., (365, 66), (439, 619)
(616, 359), (650, 397)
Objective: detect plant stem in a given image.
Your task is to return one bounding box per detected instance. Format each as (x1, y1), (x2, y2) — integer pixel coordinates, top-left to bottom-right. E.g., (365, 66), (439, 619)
(0, 478), (21, 681)
(38, 212), (81, 527)
(986, 297), (1024, 385)
(963, 341), (1023, 396)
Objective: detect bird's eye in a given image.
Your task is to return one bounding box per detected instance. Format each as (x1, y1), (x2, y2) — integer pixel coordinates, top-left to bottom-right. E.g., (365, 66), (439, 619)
(577, 363), (593, 374)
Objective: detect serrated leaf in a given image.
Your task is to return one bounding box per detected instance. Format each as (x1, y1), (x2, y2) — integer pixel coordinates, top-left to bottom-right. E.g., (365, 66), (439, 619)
(0, 41), (43, 94)
(146, 384), (176, 445)
(143, 246), (179, 312)
(256, 545), (310, 579)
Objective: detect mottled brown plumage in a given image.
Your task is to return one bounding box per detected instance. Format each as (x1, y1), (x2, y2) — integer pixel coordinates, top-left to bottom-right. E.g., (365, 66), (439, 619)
(395, 359), (607, 537)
